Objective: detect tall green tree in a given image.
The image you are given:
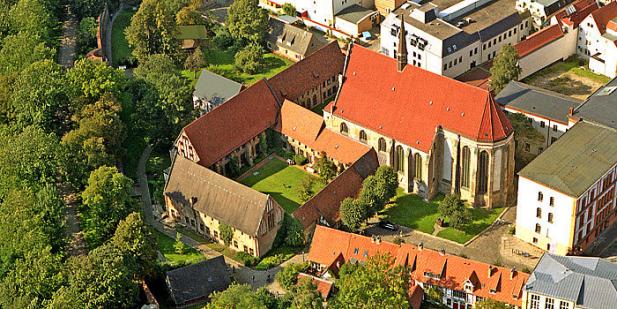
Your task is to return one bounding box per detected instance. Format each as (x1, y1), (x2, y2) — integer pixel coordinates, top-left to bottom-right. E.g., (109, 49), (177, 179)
(8, 0), (55, 42)
(126, 0), (180, 63)
(438, 194), (470, 228)
(296, 175), (315, 203)
(176, 0), (208, 25)
(81, 166), (135, 248)
(234, 43), (264, 74)
(184, 47), (206, 78)
(110, 212), (158, 278)
(490, 44), (521, 94)
(219, 223), (234, 245)
(340, 197), (367, 231)
(288, 278), (323, 309)
(315, 155), (337, 184)
(332, 254), (410, 308)
(67, 58), (127, 105)
(227, 0), (268, 45)
(282, 3), (296, 16)
(276, 262), (309, 291)
(0, 32), (54, 75)
(207, 284), (271, 309)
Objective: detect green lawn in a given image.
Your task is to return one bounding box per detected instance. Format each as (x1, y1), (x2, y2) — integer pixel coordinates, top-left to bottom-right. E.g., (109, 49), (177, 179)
(153, 229), (206, 267)
(436, 207), (504, 244)
(240, 158), (324, 213)
(254, 245), (302, 270)
(111, 10), (135, 66)
(384, 191), (443, 234)
(182, 47), (293, 86)
(384, 190), (503, 244)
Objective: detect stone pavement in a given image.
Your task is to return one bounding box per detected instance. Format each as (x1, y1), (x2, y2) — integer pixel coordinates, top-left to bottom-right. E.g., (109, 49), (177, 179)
(58, 5), (77, 68)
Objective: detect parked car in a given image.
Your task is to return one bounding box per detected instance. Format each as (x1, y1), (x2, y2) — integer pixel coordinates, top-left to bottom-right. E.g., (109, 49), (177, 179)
(378, 220), (397, 231)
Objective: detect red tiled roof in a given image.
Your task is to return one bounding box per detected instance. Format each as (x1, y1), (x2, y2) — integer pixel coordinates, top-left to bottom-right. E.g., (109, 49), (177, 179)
(298, 273), (334, 299)
(327, 45), (512, 153)
(557, 0), (599, 27)
(409, 285), (424, 309)
(308, 225), (529, 307)
(269, 41), (346, 101)
(292, 149), (378, 230)
(275, 100), (372, 164)
(182, 79), (281, 167)
(455, 62), (492, 90)
(515, 24), (564, 58)
(590, 1), (617, 34)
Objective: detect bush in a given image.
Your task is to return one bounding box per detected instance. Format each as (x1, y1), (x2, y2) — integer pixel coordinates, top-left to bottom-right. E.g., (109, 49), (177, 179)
(234, 43), (264, 74)
(236, 251), (259, 266)
(284, 217), (305, 247)
(213, 26), (235, 49)
(276, 262), (309, 290)
(293, 154), (307, 165)
(392, 236), (404, 245)
(76, 17), (98, 56)
(220, 223), (234, 245)
(174, 232), (186, 255)
(256, 254), (286, 270)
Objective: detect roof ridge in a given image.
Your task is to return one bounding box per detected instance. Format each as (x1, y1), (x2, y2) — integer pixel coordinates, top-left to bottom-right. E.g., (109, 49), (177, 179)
(512, 81), (583, 103)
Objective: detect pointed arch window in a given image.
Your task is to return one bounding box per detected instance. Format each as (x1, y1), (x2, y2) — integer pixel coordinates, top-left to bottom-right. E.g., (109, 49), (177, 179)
(340, 122), (348, 135)
(478, 150), (489, 194)
(396, 146), (404, 172)
(359, 130), (367, 143)
(378, 138), (387, 152)
(414, 153), (422, 179)
(461, 146), (471, 188)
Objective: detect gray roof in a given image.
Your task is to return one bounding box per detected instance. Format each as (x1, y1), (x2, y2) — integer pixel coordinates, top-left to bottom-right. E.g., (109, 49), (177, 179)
(336, 5), (376, 24)
(526, 253), (617, 309)
(276, 24), (327, 57)
(193, 69), (243, 104)
(574, 77), (617, 129)
(495, 81), (582, 123)
(164, 155), (276, 236)
(519, 121), (617, 197)
(166, 256), (230, 305)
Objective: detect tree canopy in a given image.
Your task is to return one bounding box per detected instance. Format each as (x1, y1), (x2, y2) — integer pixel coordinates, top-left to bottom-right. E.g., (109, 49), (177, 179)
(490, 44), (521, 94)
(227, 0), (268, 45)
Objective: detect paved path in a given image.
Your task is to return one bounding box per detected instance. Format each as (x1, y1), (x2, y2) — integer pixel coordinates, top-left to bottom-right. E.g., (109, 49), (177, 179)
(62, 184), (86, 257)
(58, 4), (77, 68)
(135, 146), (297, 294)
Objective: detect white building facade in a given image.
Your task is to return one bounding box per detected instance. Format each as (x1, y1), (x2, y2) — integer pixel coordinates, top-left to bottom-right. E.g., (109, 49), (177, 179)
(576, 3), (617, 78)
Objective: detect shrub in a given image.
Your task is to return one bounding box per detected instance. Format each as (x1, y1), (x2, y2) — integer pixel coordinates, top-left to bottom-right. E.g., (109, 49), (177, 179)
(234, 43), (264, 74)
(293, 154), (307, 165)
(236, 251), (259, 266)
(220, 223), (233, 245)
(276, 262), (309, 290)
(393, 236), (404, 245)
(284, 217), (305, 247)
(213, 26), (235, 49)
(174, 232), (186, 254)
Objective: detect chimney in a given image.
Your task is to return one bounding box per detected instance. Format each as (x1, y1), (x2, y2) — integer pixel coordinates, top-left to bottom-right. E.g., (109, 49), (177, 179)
(439, 248), (445, 256)
(397, 14), (408, 72)
(510, 267), (516, 280)
(376, 236), (381, 244)
(418, 242), (424, 250)
(488, 266), (493, 278)
(371, 236), (376, 243)
(568, 106), (574, 116)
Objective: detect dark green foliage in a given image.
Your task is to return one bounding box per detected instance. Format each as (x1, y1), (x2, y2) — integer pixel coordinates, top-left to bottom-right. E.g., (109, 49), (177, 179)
(235, 252), (259, 266)
(490, 44), (521, 94)
(126, 0), (181, 63)
(76, 17), (98, 56)
(438, 194), (470, 228)
(293, 154), (307, 165)
(67, 58), (128, 104)
(185, 47), (206, 77)
(331, 254), (410, 308)
(284, 217), (305, 247)
(288, 278), (323, 309)
(74, 0), (105, 19)
(276, 262), (309, 290)
(508, 112), (545, 169)
(315, 155), (337, 184)
(9, 0), (55, 42)
(219, 223), (234, 245)
(227, 0), (268, 45)
(213, 26), (235, 49)
(111, 213), (158, 278)
(207, 284), (271, 309)
(340, 197), (367, 231)
(475, 299), (510, 309)
(234, 43), (264, 74)
(0, 32), (54, 75)
(81, 166), (136, 248)
(282, 3), (296, 16)
(296, 175), (315, 203)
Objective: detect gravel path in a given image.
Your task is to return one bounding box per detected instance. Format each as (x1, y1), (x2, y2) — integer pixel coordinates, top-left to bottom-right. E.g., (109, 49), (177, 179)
(58, 4), (77, 68)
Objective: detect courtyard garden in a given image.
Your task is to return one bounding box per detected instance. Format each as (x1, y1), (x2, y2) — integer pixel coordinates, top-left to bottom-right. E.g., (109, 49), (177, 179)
(153, 229), (206, 268)
(523, 56), (610, 100)
(383, 190), (504, 244)
(111, 10), (135, 66)
(240, 157), (324, 213)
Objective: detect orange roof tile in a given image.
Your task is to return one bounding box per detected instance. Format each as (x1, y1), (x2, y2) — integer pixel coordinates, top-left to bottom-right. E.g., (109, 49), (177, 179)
(275, 100), (372, 164)
(327, 45), (512, 153)
(308, 225), (529, 307)
(182, 79), (281, 167)
(515, 24), (564, 58)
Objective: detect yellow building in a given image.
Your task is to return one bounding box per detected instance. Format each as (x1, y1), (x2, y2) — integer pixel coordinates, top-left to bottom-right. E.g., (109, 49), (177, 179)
(164, 155), (284, 257)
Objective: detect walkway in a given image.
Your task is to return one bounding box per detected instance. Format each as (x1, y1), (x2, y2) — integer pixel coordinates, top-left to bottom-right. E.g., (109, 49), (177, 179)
(135, 146), (296, 294)
(58, 4), (77, 68)
(61, 183), (86, 257)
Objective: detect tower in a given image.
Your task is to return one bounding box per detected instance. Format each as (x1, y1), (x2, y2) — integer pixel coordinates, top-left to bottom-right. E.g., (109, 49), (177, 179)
(397, 14), (408, 72)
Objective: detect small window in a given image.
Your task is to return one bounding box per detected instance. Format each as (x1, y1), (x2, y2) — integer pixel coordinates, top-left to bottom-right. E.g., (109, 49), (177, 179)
(340, 122), (349, 135)
(378, 138), (387, 152)
(536, 207), (542, 219)
(548, 213), (554, 223)
(538, 192), (544, 201)
(540, 121), (545, 128)
(553, 124), (558, 131)
(550, 197), (555, 206)
(359, 130), (367, 143)
(535, 223), (541, 233)
(525, 143), (531, 152)
(354, 248), (359, 254)
(533, 237), (538, 244)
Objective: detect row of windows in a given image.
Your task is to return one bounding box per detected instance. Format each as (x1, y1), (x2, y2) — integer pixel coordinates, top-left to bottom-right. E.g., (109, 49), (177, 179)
(529, 294), (571, 309)
(536, 208), (554, 222)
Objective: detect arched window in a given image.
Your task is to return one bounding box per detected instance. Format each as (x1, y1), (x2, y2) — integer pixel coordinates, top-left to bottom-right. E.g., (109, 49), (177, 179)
(378, 138), (387, 152)
(359, 130), (367, 143)
(396, 146), (404, 172)
(461, 146), (471, 188)
(414, 153), (422, 179)
(536, 207), (542, 218)
(477, 151), (489, 194)
(340, 122), (348, 135)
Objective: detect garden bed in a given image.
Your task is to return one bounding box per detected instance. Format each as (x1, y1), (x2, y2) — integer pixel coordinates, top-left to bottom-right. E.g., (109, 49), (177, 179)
(153, 229), (205, 268)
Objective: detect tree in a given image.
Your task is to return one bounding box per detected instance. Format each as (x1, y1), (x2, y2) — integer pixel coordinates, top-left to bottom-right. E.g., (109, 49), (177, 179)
(507, 112), (545, 169)
(219, 223), (234, 245)
(11, 60), (70, 133)
(207, 284), (271, 309)
(0, 32), (54, 75)
(81, 166), (135, 248)
(374, 166), (398, 203)
(282, 3), (296, 16)
(111, 212), (158, 278)
(475, 299), (510, 309)
(490, 44), (521, 94)
(340, 197), (368, 231)
(332, 254), (410, 308)
(125, 0), (180, 63)
(234, 43), (264, 74)
(276, 262), (309, 290)
(8, 0), (55, 42)
(184, 47), (206, 78)
(76, 17), (98, 56)
(288, 278), (323, 309)
(425, 286), (443, 304)
(438, 194), (470, 229)
(74, 0), (105, 19)
(284, 217), (305, 247)
(67, 58), (127, 104)
(315, 155), (337, 184)
(227, 0), (268, 45)
(176, 0), (208, 25)
(174, 232), (186, 254)
(296, 176), (315, 203)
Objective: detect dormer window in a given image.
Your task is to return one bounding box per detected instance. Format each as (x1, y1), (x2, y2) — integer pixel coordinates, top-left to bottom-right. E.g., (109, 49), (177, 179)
(464, 281), (474, 292)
